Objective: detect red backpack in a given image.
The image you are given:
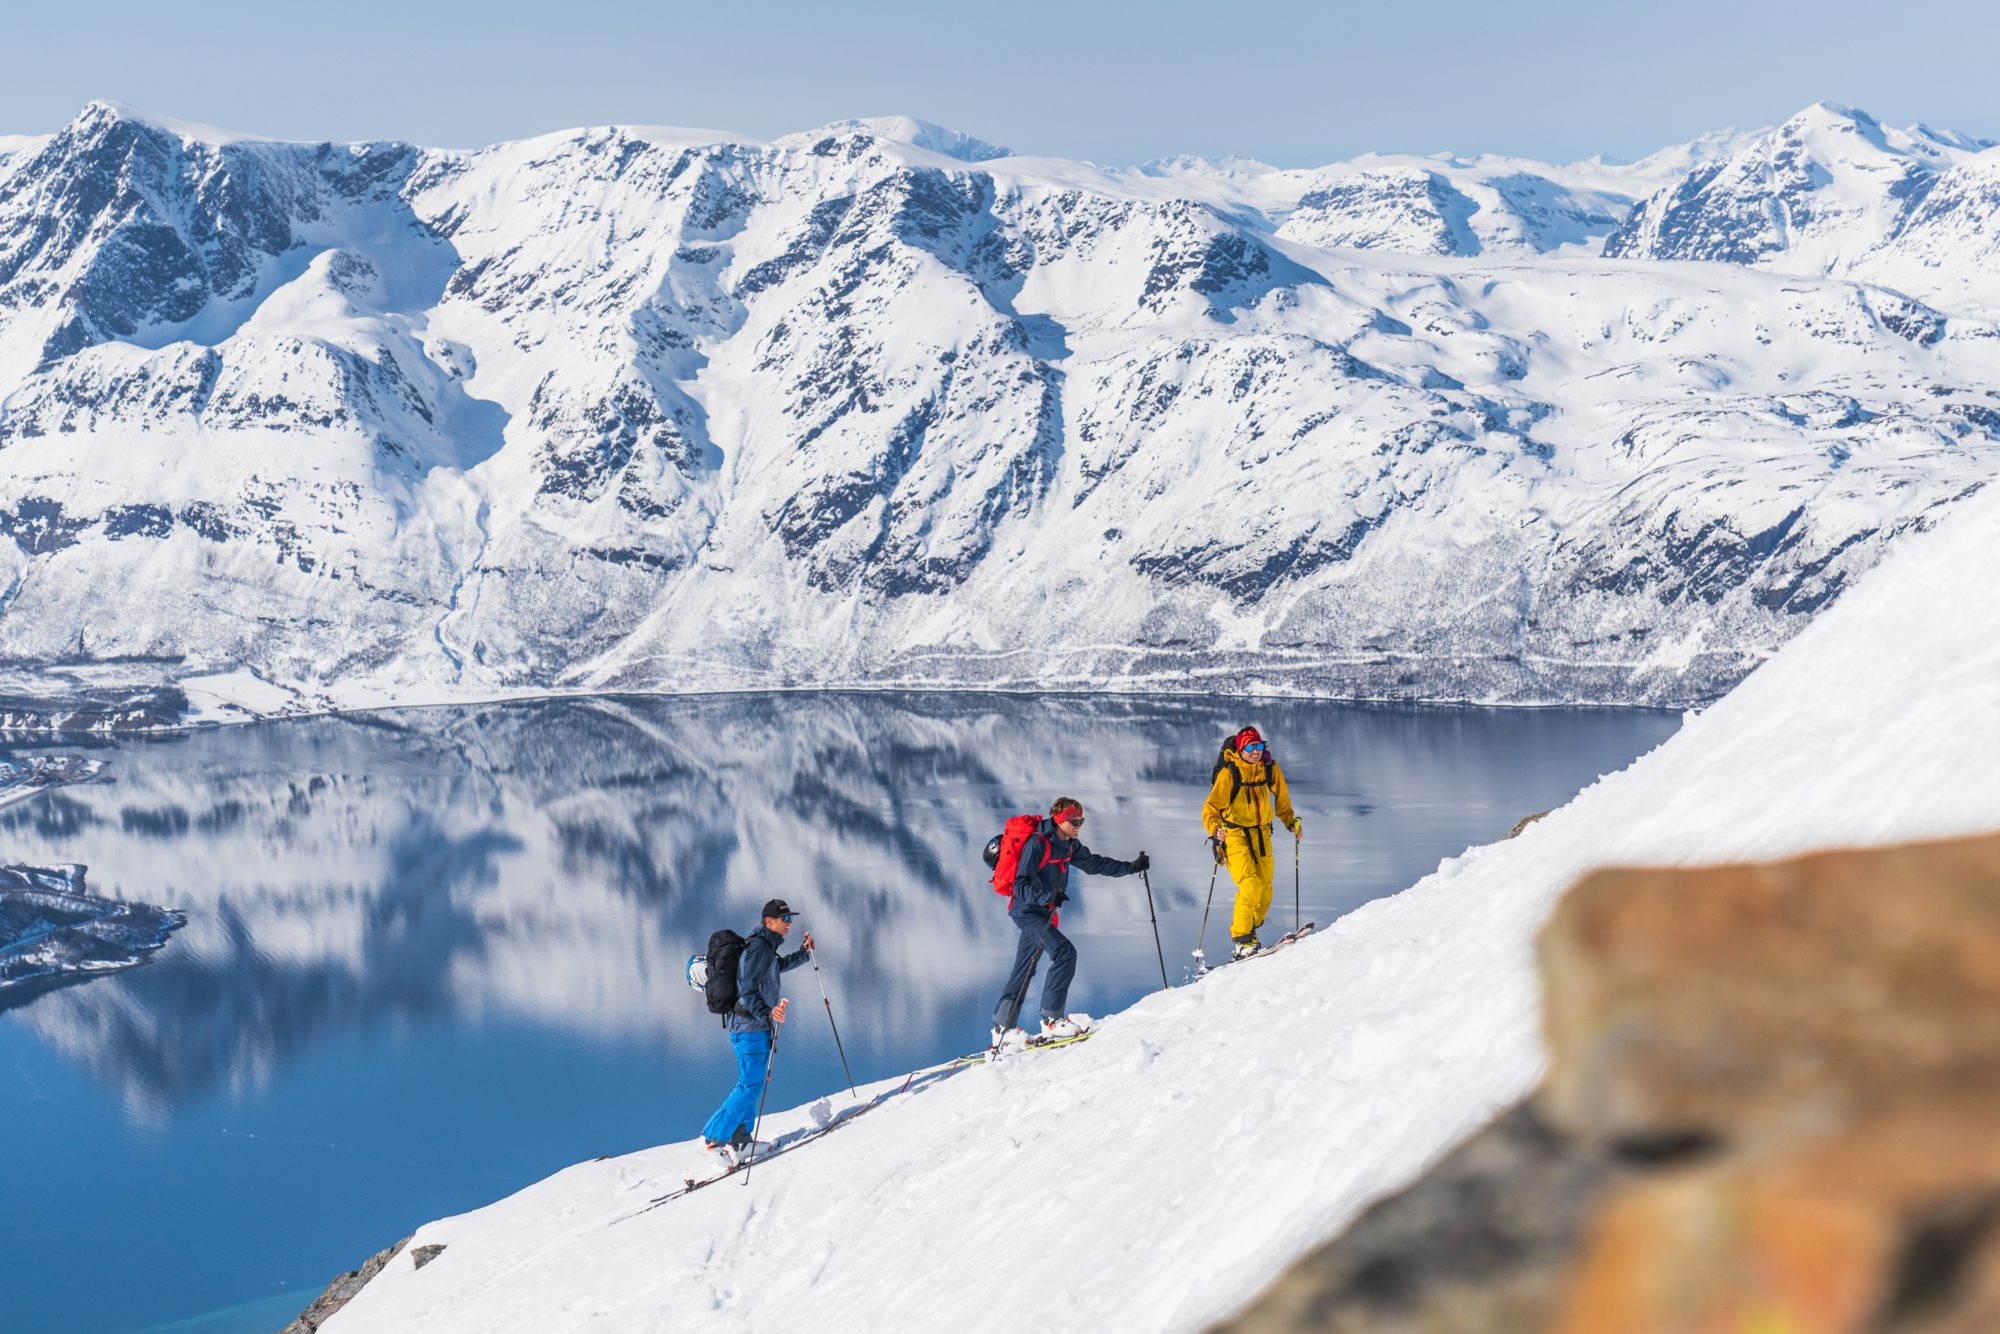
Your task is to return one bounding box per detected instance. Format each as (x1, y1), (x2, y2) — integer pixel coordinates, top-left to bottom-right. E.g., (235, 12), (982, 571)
(982, 814), (1067, 924)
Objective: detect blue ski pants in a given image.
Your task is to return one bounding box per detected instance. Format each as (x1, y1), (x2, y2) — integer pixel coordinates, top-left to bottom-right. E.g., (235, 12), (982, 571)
(993, 909), (1076, 1031)
(702, 1029), (772, 1144)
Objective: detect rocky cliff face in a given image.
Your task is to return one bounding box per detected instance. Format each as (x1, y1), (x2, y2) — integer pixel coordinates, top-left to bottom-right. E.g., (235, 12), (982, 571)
(1211, 833), (2000, 1333)
(1, 102), (1998, 714)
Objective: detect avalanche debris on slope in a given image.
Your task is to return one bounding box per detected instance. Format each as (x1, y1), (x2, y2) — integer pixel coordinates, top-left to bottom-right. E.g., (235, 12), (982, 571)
(316, 424), (2000, 1334)
(1, 100), (1999, 715)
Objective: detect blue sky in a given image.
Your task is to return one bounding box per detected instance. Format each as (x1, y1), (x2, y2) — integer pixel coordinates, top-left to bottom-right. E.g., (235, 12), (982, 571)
(6, 0), (1994, 165)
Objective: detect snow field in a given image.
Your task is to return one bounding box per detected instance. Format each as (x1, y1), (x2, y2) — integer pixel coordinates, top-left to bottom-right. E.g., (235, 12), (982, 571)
(321, 472), (2000, 1334)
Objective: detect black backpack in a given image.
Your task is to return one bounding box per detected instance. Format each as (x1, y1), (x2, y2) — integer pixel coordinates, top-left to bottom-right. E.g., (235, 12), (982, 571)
(701, 929), (748, 1015)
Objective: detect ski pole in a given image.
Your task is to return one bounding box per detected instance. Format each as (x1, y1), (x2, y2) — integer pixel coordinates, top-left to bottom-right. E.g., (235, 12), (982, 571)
(1194, 838), (1220, 966)
(805, 935), (856, 1098)
(1294, 831), (1301, 936)
(741, 1033), (778, 1188)
(1140, 868), (1169, 990)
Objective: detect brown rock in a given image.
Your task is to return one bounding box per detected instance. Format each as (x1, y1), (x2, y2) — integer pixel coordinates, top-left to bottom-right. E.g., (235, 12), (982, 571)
(1209, 832), (2000, 1333)
(1538, 833), (2000, 1144)
(1553, 1095), (2000, 1334)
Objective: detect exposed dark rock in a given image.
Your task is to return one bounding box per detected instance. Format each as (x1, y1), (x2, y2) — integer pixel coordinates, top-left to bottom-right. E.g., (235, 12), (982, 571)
(276, 1234), (411, 1334)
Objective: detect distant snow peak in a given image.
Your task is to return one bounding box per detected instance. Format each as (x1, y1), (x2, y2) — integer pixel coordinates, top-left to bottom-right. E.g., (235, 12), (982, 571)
(1274, 158), (1629, 257)
(1128, 155), (1281, 179)
(784, 116), (1011, 161)
(1278, 168), (1477, 256)
(1601, 101), (1997, 292)
(79, 97), (280, 147)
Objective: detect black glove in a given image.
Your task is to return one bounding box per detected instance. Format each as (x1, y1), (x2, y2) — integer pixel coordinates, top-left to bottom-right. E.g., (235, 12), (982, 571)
(1048, 888), (1069, 909)
(1131, 852), (1151, 873)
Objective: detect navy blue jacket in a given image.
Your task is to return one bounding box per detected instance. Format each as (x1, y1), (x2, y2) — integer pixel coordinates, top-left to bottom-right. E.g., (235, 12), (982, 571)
(1010, 818), (1137, 914)
(727, 925), (808, 1034)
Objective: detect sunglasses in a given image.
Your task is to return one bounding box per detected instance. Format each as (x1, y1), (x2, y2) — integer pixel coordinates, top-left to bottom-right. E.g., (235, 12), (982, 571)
(1058, 814), (1085, 826)
(776, 914), (795, 923)
(1242, 743), (1268, 756)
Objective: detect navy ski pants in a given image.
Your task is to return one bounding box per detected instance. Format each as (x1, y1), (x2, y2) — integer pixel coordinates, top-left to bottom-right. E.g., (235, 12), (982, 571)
(993, 908), (1076, 1031)
(702, 1029), (771, 1144)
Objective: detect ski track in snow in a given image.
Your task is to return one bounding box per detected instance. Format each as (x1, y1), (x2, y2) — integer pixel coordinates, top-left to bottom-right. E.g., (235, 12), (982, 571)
(322, 481), (2000, 1332)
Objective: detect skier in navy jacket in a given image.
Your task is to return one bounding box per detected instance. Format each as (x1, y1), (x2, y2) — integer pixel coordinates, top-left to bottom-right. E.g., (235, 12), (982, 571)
(993, 797), (1148, 1045)
(703, 898), (812, 1162)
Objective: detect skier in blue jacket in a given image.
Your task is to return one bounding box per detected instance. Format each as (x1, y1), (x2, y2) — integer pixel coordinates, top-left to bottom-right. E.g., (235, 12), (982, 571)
(702, 898), (813, 1162)
(993, 798), (1148, 1046)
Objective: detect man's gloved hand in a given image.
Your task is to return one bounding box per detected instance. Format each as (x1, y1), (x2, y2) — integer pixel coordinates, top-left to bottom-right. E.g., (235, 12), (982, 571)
(1048, 889), (1068, 909)
(1131, 851), (1151, 873)
(772, 998), (788, 1024)
(1291, 820), (1304, 841)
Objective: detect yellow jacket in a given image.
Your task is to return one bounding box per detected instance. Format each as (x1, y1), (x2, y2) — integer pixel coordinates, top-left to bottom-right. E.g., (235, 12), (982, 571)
(1201, 748), (1297, 837)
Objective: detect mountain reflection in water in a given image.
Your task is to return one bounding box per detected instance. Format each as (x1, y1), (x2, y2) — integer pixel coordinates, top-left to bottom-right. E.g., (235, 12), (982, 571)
(3, 693), (1677, 1114)
(0, 692), (1677, 1334)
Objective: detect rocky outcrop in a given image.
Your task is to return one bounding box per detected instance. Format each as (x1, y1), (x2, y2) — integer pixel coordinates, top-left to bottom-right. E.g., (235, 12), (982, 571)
(275, 1234), (412, 1333)
(1211, 832), (2000, 1332)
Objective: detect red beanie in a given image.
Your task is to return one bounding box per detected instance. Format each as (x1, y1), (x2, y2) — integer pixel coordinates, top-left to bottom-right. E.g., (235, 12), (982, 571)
(1234, 727), (1264, 751)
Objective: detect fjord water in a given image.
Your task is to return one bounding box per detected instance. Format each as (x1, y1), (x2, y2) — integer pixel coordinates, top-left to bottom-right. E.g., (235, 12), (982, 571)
(0, 693), (1678, 1334)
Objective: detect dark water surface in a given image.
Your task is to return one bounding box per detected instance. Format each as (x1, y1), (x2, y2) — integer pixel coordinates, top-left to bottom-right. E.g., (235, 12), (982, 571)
(0, 693), (1679, 1334)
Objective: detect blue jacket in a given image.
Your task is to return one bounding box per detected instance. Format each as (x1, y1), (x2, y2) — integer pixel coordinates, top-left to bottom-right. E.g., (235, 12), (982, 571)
(726, 925), (808, 1034)
(1010, 818), (1137, 914)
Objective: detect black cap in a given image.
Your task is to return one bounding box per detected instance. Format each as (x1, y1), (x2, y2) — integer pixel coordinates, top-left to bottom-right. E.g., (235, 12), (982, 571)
(762, 898), (793, 921)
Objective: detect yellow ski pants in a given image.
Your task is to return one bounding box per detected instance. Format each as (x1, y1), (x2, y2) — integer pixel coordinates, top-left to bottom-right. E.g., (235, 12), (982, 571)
(1224, 825), (1276, 939)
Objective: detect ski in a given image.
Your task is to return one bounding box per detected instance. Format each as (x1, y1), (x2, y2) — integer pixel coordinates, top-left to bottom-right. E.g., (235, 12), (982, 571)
(1192, 921), (1317, 979)
(615, 1093), (888, 1221)
(612, 1032), (1104, 1224)
(963, 1030), (1095, 1064)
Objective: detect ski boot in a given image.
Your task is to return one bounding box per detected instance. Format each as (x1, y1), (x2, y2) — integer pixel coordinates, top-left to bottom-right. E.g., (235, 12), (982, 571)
(1231, 932), (1262, 960)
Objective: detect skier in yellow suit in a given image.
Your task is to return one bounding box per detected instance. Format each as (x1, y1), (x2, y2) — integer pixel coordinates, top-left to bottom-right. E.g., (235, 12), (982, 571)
(1201, 725), (1301, 959)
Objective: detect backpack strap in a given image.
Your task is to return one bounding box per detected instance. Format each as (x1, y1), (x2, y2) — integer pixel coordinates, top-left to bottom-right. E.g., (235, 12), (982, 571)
(1215, 755), (1242, 805)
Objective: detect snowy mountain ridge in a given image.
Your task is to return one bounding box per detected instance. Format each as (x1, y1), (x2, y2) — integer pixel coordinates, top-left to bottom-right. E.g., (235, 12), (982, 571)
(2, 99), (1999, 717)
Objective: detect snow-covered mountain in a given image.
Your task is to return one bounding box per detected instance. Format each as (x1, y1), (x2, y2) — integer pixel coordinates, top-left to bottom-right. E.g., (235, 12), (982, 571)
(1605, 102), (2000, 310)
(2, 100), (1999, 715)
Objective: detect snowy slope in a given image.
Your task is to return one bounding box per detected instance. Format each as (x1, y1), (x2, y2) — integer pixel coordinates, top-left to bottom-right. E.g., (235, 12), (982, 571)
(319, 405), (2000, 1334)
(2, 101), (2000, 713)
